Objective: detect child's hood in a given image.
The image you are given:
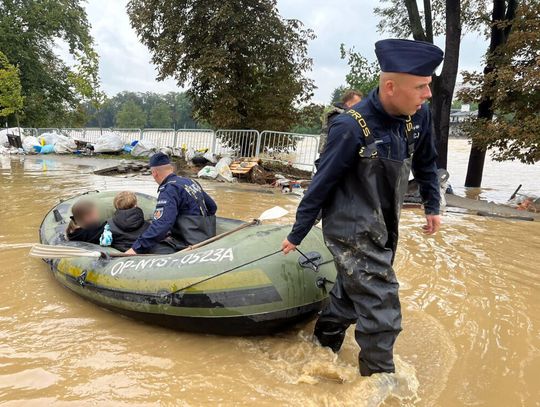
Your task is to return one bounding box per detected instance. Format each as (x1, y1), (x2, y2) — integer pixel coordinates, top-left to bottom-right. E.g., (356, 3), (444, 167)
(112, 207), (146, 232)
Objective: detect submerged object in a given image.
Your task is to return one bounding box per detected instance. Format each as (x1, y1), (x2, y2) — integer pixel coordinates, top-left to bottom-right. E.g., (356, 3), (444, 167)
(38, 191), (336, 335)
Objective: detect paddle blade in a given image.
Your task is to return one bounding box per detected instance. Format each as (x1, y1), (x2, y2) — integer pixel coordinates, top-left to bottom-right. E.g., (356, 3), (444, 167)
(29, 244), (102, 259)
(257, 206), (288, 221)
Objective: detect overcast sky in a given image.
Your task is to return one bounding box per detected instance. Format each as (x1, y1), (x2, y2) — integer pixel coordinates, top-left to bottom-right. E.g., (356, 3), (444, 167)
(63, 0), (488, 104)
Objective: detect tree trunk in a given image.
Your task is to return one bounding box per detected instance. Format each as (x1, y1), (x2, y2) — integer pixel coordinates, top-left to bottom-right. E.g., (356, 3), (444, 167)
(404, 0), (427, 41)
(430, 0), (461, 169)
(465, 0), (518, 187)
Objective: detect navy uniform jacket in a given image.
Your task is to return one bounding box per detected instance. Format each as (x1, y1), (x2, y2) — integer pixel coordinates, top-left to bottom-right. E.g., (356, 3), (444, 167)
(288, 88), (440, 245)
(132, 174), (217, 253)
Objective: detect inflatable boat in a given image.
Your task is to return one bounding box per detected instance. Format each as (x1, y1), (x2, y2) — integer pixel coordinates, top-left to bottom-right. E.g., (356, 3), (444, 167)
(38, 191), (336, 335)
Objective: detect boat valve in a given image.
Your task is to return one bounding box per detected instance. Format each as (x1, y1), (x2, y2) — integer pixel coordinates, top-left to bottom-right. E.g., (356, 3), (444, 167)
(297, 250), (322, 272)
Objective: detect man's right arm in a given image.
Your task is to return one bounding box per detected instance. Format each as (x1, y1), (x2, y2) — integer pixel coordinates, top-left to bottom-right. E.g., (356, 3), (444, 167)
(131, 187), (180, 253)
(286, 117), (361, 246)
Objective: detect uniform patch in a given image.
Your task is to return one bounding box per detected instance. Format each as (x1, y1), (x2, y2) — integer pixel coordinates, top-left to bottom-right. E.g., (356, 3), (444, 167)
(157, 200), (168, 205)
(153, 207), (164, 220)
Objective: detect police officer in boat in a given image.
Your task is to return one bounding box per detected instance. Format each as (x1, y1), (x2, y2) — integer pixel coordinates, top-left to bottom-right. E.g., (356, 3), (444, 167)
(282, 39), (444, 376)
(125, 152), (217, 255)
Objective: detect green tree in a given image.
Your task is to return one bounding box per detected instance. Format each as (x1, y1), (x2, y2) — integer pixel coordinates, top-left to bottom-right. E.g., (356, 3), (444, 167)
(148, 102), (172, 128)
(460, 0), (537, 168)
(0, 51), (24, 124)
(127, 0), (314, 131)
(331, 86), (348, 105)
(68, 48), (107, 127)
(339, 45), (380, 97)
(115, 100), (147, 128)
(374, 0), (490, 169)
(291, 103), (325, 134)
(0, 0), (97, 127)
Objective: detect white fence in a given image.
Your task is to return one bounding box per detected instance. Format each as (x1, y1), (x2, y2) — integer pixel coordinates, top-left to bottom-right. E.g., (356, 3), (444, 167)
(21, 127), (321, 171)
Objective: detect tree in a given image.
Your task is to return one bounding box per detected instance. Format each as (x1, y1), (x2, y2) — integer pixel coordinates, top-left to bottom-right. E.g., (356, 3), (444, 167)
(460, 0), (537, 170)
(148, 102), (172, 128)
(291, 103), (325, 134)
(339, 45), (380, 97)
(115, 100), (147, 128)
(374, 0), (490, 169)
(0, 0), (97, 127)
(0, 51), (24, 124)
(68, 48), (107, 127)
(127, 0), (314, 131)
(461, 0), (521, 187)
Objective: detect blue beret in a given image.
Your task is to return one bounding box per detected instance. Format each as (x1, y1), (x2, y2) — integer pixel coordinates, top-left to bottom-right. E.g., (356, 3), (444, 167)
(375, 39), (444, 76)
(149, 152), (170, 167)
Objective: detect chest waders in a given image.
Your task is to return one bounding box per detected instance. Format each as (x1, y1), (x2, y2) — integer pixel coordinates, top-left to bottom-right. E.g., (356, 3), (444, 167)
(169, 181), (217, 250)
(314, 110), (414, 376)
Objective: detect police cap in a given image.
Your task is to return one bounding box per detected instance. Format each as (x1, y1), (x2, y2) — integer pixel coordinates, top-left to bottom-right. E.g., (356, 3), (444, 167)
(375, 39), (444, 76)
(149, 152), (171, 167)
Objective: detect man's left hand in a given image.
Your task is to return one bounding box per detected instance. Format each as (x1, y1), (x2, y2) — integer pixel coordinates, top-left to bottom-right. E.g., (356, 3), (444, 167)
(125, 248), (137, 255)
(423, 214), (441, 235)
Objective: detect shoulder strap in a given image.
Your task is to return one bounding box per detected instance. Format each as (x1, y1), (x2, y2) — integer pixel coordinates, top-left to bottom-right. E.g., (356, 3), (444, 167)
(404, 116), (415, 156)
(180, 179), (208, 216)
(346, 109), (378, 158)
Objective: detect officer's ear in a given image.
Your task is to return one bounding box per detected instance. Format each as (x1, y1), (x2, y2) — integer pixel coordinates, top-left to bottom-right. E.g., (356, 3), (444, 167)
(380, 72), (397, 97)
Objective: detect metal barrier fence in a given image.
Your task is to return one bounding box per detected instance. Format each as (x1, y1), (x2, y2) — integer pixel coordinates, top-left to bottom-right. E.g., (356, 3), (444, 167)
(113, 128), (142, 144)
(27, 127), (321, 171)
(258, 131), (319, 171)
(62, 128), (104, 143)
(215, 129), (260, 157)
(175, 129), (215, 151)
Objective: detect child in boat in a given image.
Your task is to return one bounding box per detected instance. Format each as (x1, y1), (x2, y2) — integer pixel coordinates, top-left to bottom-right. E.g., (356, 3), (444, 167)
(105, 191), (150, 251)
(66, 200), (106, 244)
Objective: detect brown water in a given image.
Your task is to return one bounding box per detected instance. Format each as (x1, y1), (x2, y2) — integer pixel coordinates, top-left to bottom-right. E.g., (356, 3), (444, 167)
(1, 140), (539, 406)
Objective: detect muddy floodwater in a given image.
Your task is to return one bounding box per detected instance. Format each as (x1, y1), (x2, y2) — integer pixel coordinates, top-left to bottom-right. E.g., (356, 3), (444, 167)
(0, 139), (539, 406)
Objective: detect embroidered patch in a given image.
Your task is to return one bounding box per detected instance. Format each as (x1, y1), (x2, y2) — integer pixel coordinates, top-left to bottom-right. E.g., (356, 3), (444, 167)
(153, 207), (164, 220)
(157, 200), (168, 205)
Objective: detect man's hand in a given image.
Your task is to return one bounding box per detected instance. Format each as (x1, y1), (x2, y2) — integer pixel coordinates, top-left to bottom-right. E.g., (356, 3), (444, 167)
(124, 248), (137, 255)
(281, 239), (297, 254)
(423, 214), (441, 235)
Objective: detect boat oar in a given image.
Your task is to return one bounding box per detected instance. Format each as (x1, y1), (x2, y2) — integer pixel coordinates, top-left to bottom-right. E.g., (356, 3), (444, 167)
(180, 206), (288, 252)
(28, 244), (154, 259)
(29, 244), (104, 259)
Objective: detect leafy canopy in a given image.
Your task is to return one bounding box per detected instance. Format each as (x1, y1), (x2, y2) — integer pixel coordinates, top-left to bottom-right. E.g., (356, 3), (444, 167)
(0, 0), (97, 127)
(0, 51), (24, 119)
(127, 0), (315, 131)
(459, 1), (540, 164)
(115, 100), (147, 129)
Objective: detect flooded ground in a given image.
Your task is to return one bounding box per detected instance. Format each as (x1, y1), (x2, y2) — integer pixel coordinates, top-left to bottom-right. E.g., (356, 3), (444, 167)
(0, 139), (539, 406)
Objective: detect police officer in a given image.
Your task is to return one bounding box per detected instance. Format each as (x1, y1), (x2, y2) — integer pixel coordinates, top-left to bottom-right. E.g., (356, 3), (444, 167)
(125, 152), (217, 255)
(319, 90), (363, 156)
(281, 39), (444, 376)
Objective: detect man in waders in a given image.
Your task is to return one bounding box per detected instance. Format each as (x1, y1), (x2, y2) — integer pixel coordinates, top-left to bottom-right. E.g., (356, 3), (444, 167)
(125, 152), (217, 255)
(282, 39), (443, 376)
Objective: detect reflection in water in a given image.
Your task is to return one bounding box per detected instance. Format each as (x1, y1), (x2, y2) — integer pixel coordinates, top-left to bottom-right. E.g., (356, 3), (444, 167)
(0, 144), (539, 406)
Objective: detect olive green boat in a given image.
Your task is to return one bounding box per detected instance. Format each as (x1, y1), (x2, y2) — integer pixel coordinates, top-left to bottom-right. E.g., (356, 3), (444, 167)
(38, 191), (336, 335)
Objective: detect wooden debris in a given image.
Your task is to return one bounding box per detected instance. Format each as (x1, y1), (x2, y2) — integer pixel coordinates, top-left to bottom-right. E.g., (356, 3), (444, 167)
(230, 157), (261, 175)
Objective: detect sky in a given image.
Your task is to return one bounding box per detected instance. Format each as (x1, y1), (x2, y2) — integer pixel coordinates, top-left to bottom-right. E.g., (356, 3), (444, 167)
(61, 0), (489, 104)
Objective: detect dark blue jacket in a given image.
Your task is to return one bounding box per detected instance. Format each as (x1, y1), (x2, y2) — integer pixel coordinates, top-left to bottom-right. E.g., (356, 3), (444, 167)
(132, 174), (217, 253)
(288, 88), (440, 245)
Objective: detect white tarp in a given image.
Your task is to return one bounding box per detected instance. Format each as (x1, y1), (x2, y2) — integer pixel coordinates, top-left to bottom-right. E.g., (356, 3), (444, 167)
(131, 139), (157, 157)
(215, 156), (234, 182)
(197, 165), (218, 179)
(22, 136), (39, 153)
(53, 134), (78, 154)
(93, 131), (124, 153)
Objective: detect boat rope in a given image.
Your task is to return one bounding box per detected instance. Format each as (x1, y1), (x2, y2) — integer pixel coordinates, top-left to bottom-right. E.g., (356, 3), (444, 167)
(165, 249), (283, 297)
